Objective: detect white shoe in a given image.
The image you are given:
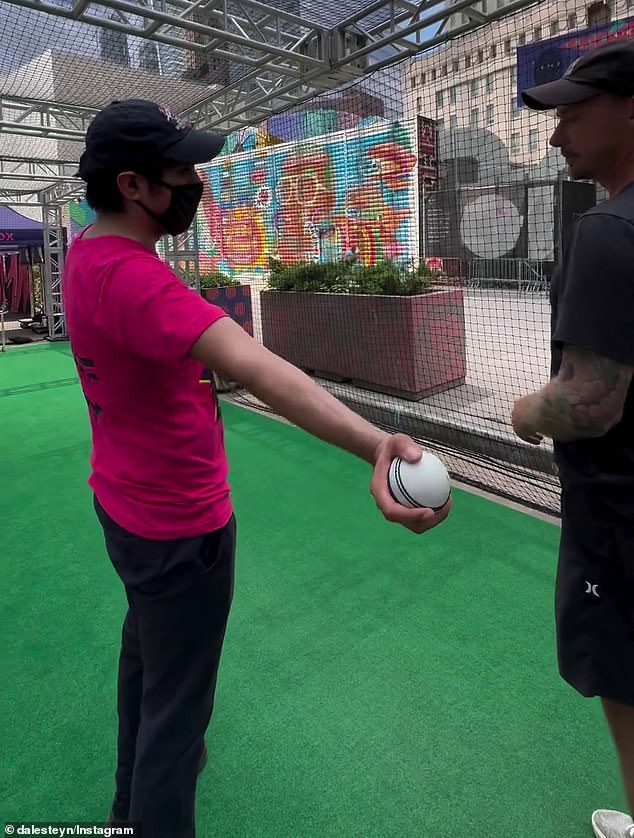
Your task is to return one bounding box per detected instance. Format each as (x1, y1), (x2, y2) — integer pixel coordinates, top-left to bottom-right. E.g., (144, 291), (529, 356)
(592, 810), (634, 838)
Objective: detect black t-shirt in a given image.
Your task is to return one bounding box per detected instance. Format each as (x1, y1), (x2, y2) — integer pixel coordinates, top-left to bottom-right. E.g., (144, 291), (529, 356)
(550, 181), (634, 494)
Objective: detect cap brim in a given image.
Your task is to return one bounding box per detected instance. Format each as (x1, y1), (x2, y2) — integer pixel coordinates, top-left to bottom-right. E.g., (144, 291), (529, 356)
(167, 127), (226, 163)
(521, 78), (602, 110)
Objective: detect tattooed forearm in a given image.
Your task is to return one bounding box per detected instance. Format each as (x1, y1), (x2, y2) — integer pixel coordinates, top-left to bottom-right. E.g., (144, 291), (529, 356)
(536, 346), (633, 441)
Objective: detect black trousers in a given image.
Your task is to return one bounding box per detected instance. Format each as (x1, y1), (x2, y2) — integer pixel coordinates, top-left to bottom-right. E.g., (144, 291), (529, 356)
(556, 481), (634, 705)
(95, 497), (236, 838)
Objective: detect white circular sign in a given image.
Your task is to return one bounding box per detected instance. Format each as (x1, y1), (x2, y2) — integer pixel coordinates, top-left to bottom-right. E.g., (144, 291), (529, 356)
(460, 194), (523, 258)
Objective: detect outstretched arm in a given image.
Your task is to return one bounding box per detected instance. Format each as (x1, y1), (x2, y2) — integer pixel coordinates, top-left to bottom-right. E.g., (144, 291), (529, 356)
(191, 317), (451, 533)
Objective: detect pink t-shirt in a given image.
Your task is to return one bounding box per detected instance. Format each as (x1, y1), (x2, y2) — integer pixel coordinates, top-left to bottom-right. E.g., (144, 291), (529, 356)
(63, 230), (233, 540)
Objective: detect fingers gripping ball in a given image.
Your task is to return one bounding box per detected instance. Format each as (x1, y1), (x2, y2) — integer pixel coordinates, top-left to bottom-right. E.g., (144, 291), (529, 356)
(388, 453), (451, 511)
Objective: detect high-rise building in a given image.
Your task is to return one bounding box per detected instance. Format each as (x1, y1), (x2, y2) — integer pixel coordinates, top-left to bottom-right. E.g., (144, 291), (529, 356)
(405, 0), (633, 178)
(444, 0), (614, 31)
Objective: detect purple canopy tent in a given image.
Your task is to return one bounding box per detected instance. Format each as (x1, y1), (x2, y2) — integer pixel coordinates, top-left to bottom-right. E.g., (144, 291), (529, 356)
(0, 208), (45, 315)
(0, 206), (44, 250)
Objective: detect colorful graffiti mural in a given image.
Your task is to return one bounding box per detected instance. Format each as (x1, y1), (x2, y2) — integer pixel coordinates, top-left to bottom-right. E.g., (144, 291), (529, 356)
(64, 120), (420, 278)
(198, 121), (419, 278)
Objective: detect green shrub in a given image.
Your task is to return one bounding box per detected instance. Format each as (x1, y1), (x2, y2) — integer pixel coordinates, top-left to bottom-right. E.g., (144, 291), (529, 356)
(266, 257), (433, 296)
(199, 271), (241, 289)
(267, 258), (351, 293)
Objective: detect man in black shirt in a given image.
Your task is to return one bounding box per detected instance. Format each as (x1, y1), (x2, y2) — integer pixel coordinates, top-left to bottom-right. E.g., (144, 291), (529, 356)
(516, 41), (634, 838)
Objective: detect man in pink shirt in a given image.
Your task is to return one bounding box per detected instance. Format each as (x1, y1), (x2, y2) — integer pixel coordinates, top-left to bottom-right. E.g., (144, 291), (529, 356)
(63, 99), (451, 838)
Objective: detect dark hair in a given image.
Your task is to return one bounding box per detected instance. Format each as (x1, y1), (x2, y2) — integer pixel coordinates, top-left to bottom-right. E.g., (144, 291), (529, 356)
(84, 161), (169, 213)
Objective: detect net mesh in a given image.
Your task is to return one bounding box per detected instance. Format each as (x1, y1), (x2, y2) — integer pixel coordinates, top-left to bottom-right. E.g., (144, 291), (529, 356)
(4, 0), (633, 515)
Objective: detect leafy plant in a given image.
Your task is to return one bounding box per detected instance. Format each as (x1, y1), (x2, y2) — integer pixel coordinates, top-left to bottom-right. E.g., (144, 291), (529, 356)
(199, 271), (241, 289)
(268, 259), (351, 293)
(266, 257), (434, 296)
(351, 262), (432, 296)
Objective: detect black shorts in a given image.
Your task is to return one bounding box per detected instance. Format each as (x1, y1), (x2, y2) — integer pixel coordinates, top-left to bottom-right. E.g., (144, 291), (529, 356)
(556, 482), (634, 705)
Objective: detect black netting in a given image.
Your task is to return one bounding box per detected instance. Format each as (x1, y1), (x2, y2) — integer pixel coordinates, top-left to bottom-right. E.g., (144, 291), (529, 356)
(191, 0), (626, 516)
(5, 0), (632, 514)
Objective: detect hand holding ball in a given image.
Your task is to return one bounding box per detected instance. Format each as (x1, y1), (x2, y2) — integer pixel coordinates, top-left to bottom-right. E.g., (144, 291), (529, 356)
(388, 452), (451, 511)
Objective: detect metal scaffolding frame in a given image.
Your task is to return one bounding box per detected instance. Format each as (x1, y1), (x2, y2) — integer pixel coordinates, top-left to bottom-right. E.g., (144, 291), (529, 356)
(0, 0), (541, 339)
(0, 0), (541, 133)
(41, 197), (67, 340)
(0, 156), (79, 182)
(0, 96), (98, 141)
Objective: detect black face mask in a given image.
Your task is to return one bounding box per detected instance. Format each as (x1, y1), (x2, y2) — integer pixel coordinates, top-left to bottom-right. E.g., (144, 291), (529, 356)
(138, 179), (204, 236)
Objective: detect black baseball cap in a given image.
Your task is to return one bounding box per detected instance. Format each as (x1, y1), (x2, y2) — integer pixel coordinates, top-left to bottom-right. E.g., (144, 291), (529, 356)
(522, 40), (634, 111)
(78, 98), (226, 179)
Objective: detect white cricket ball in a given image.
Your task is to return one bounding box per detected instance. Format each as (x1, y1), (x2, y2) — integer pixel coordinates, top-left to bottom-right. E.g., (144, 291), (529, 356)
(388, 452), (451, 510)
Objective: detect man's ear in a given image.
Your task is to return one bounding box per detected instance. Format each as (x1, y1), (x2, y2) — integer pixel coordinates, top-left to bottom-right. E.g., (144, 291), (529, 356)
(116, 170), (141, 200)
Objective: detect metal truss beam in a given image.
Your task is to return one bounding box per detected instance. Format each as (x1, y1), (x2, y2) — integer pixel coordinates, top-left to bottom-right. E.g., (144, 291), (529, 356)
(1, 0), (541, 133)
(0, 186), (42, 196)
(0, 175), (70, 187)
(0, 156), (78, 186)
(0, 186), (83, 202)
(184, 0), (542, 130)
(42, 203), (67, 339)
(3, 0), (328, 76)
(0, 191), (46, 204)
(0, 96), (97, 141)
(39, 182), (85, 205)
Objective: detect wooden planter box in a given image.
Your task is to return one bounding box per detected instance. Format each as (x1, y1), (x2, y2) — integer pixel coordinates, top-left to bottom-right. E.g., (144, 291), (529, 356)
(261, 289), (466, 401)
(203, 285), (253, 336)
